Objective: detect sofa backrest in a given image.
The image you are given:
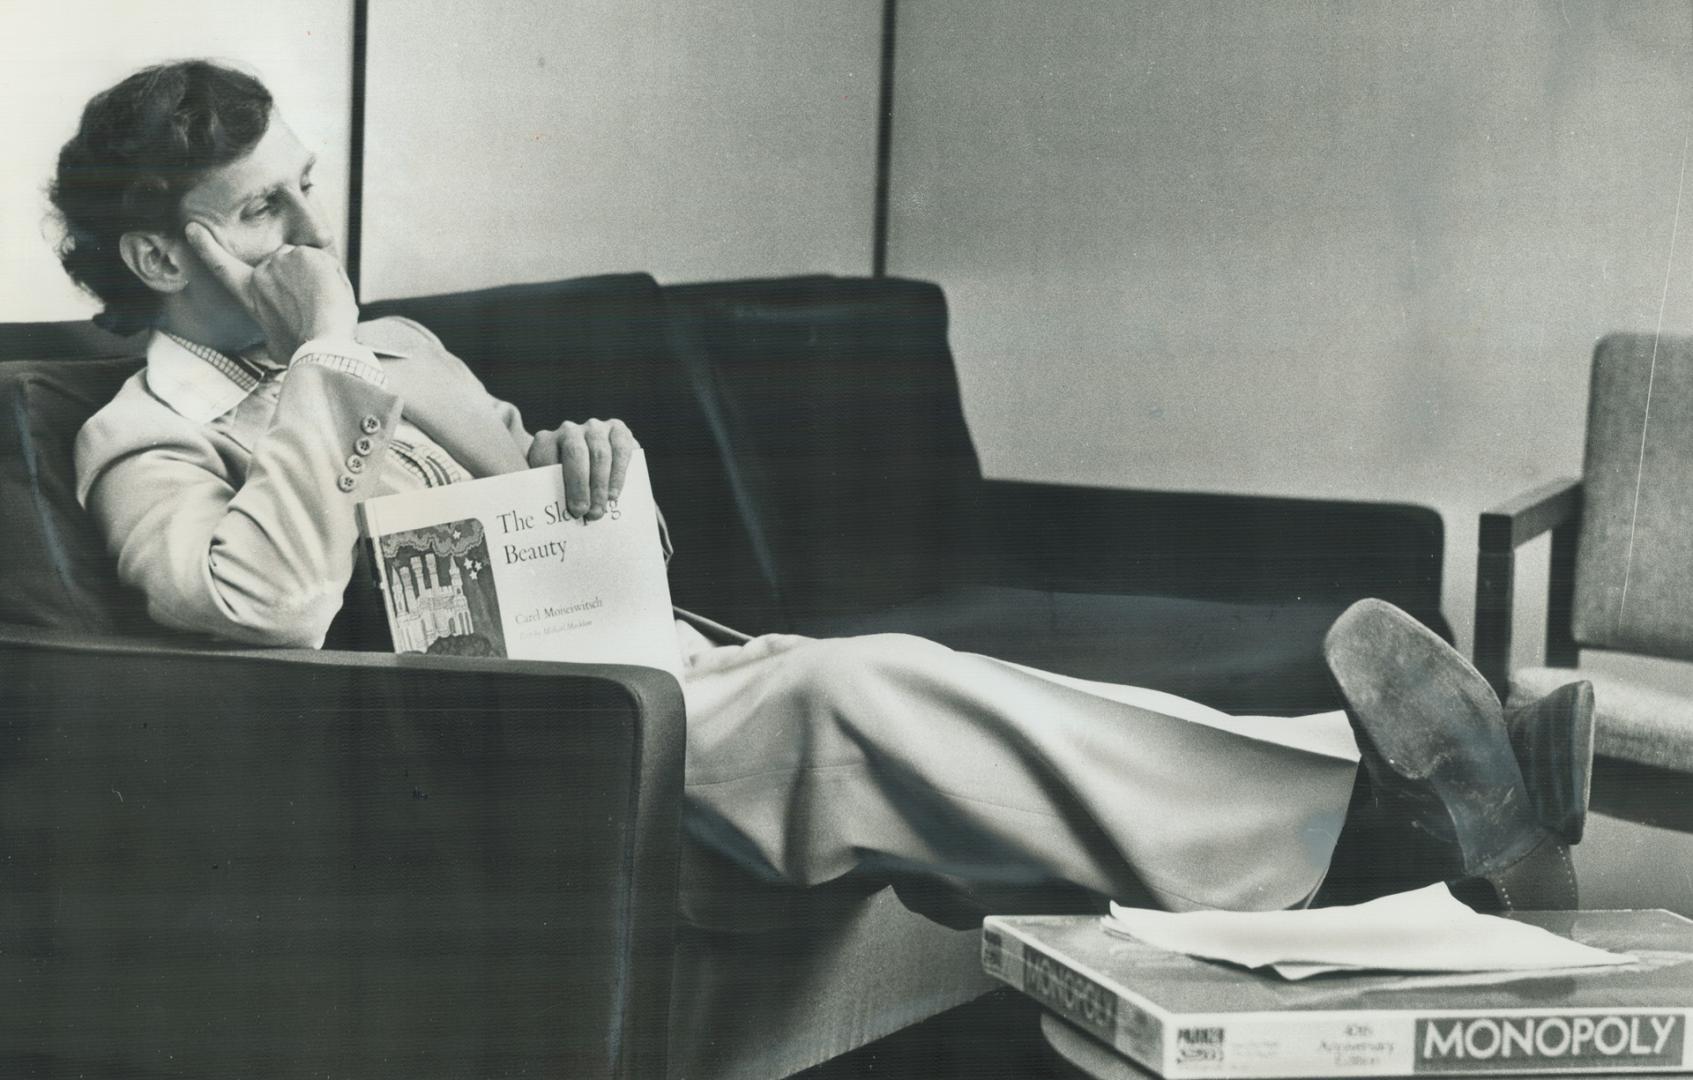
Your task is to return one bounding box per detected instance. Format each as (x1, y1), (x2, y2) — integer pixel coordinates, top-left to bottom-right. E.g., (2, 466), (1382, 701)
(371, 273), (985, 632)
(363, 272), (791, 633)
(662, 276), (984, 625)
(0, 348), (151, 634)
(0, 274), (981, 640)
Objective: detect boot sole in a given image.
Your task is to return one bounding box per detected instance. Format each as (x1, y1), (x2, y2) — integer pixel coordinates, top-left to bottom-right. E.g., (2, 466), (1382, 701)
(1323, 599), (1541, 878)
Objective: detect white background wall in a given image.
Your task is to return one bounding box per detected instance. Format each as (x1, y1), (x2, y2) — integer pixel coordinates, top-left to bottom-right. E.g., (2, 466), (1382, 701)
(358, 0), (882, 300)
(888, 0), (1693, 664)
(0, 1), (355, 322)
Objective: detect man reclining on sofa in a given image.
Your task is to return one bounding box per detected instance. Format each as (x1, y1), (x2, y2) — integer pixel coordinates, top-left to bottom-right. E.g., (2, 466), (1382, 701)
(56, 59), (1591, 920)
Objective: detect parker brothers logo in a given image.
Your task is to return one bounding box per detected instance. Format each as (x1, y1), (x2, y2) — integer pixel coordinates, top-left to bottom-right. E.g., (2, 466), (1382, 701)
(1415, 1013), (1684, 1072)
(1176, 1026), (1225, 1064)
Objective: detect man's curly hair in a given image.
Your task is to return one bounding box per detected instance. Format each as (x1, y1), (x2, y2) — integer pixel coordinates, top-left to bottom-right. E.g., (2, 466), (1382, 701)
(50, 61), (273, 336)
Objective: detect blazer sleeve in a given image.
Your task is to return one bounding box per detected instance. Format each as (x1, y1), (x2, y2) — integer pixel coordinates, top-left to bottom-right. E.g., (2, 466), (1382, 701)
(382, 315), (535, 461)
(76, 363), (403, 647)
(393, 316), (675, 564)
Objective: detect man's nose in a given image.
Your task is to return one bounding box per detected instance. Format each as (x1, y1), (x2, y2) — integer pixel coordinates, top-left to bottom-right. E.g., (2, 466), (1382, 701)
(286, 197), (336, 252)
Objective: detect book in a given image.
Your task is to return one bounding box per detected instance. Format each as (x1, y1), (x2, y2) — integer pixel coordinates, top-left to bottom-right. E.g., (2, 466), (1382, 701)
(982, 909), (1693, 1077)
(355, 450), (680, 677)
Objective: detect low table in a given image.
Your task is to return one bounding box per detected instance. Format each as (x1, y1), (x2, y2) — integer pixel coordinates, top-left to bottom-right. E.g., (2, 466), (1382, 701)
(1041, 1012), (1156, 1078)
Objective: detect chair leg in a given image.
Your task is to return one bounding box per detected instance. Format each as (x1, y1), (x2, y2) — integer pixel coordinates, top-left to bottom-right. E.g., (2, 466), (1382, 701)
(1474, 547), (1516, 700)
(1545, 518), (1581, 669)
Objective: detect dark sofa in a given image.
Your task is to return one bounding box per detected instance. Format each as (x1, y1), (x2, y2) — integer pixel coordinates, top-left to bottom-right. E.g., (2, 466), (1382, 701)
(0, 273), (1448, 1079)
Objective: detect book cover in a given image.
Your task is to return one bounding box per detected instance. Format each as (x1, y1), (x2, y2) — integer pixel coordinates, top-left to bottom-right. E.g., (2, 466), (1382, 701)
(983, 909), (1693, 1078)
(356, 450), (680, 678)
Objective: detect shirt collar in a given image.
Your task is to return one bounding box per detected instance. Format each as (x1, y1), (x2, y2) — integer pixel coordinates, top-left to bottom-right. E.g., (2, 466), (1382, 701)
(144, 332), (266, 424)
(145, 329), (409, 424)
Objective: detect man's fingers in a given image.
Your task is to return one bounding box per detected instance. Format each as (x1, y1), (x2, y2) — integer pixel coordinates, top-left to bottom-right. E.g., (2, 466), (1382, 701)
(182, 222), (253, 296)
(529, 430), (562, 467)
(547, 421), (638, 522)
(584, 421), (614, 519)
(607, 420), (637, 503)
(556, 423), (591, 518)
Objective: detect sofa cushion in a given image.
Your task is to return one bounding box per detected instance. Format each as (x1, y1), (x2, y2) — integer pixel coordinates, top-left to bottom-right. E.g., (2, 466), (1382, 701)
(365, 273), (674, 433)
(0, 356), (150, 632)
(662, 276), (984, 631)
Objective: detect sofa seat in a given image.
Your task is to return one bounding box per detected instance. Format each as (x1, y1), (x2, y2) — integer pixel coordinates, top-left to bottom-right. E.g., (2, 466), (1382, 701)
(798, 584), (1352, 716)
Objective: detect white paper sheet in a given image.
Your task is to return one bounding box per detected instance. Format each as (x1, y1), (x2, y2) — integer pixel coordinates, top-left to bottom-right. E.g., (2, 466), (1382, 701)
(1104, 884), (1635, 980)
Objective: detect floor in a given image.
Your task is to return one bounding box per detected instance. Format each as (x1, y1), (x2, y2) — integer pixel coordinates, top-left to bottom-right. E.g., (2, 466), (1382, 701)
(794, 989), (1079, 1080)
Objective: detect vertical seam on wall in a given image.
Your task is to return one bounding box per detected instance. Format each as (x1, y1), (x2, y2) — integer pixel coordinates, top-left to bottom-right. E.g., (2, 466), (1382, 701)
(872, 0), (898, 277)
(347, 0), (369, 298)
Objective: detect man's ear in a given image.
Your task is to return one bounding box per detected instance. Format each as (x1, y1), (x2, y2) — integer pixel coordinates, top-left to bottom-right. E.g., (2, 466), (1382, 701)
(117, 231), (190, 295)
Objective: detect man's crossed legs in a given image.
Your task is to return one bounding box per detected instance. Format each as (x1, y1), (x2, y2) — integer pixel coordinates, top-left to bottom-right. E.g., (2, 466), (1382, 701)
(675, 600), (1589, 921)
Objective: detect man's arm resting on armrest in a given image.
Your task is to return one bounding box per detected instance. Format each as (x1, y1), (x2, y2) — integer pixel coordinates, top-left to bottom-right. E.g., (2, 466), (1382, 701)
(78, 360), (404, 647)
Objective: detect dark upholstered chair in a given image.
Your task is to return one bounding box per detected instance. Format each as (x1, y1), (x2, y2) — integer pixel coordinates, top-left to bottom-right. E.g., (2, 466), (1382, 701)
(1476, 332), (1693, 837)
(1, 274), (1449, 1079)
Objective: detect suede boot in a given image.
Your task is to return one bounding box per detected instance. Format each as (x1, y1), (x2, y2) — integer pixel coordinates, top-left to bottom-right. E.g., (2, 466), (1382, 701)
(1322, 599), (1592, 911)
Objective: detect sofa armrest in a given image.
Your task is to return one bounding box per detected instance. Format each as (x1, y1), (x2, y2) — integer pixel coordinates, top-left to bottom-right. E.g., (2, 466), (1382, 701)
(0, 624), (683, 1080)
(977, 479), (1450, 637)
(1474, 478), (1583, 698)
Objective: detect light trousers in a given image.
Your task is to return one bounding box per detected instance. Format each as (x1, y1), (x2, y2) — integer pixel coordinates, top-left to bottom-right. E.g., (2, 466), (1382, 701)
(675, 624), (1361, 916)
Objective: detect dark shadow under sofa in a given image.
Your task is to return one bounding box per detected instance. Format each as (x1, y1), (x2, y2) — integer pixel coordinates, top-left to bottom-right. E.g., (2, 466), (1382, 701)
(0, 273), (1448, 1079)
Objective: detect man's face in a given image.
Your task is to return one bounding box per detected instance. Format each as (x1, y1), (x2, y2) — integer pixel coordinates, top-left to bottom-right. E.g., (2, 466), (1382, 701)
(173, 114), (334, 332)
(179, 114), (332, 262)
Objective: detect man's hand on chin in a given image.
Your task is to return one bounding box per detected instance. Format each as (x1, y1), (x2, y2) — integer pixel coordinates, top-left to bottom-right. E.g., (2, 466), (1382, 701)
(185, 222), (359, 362)
(528, 418), (639, 522)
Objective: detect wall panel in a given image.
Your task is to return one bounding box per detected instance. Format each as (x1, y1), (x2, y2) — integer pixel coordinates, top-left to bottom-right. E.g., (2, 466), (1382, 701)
(360, 1), (882, 299)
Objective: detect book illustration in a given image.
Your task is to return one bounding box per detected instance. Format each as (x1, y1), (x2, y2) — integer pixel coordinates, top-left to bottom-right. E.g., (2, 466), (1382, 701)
(378, 517), (506, 657)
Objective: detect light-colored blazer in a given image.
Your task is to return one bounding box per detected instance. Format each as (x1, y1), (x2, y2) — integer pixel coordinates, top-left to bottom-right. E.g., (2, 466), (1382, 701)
(76, 316), (573, 647)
